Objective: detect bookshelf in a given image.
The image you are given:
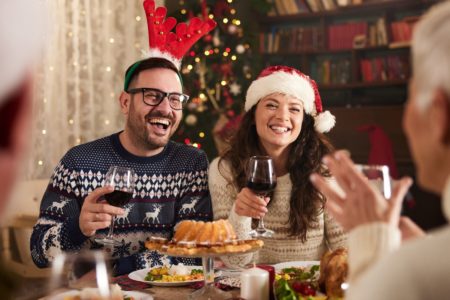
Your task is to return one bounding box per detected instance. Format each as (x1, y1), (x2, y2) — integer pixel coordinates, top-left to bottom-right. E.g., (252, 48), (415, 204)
(254, 0), (448, 230)
(257, 0), (438, 107)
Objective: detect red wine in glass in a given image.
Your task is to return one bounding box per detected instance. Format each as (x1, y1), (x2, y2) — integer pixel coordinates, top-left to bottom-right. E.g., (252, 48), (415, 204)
(104, 190), (133, 207)
(246, 181), (277, 196)
(95, 166), (136, 246)
(247, 156), (276, 238)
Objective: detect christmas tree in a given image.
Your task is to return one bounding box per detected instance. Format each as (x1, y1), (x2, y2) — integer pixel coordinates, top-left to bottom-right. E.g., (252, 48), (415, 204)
(171, 0), (262, 160)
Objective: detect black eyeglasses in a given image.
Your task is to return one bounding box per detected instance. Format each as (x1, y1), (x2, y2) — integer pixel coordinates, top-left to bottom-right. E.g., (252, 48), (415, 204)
(127, 87), (189, 110)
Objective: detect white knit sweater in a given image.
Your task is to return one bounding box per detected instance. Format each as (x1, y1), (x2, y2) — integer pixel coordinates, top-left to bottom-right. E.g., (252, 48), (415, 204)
(345, 177), (450, 299)
(209, 158), (347, 267)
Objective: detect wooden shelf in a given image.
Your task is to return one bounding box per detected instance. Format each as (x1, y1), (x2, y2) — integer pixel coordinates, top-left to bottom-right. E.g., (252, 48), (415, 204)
(319, 79), (408, 90)
(258, 0), (437, 24)
(261, 45), (409, 56)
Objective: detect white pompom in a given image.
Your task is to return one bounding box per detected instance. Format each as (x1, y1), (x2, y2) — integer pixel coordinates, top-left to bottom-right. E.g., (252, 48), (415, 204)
(314, 110), (336, 133)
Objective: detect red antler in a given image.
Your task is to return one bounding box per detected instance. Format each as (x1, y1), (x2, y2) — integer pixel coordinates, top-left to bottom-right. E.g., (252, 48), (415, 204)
(142, 0), (216, 68)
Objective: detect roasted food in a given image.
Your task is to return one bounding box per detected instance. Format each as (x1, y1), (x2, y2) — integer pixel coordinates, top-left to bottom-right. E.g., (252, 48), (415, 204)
(318, 247), (348, 298)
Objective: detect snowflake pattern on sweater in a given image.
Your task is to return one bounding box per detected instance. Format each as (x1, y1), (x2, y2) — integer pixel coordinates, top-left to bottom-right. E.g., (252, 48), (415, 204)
(30, 133), (212, 275)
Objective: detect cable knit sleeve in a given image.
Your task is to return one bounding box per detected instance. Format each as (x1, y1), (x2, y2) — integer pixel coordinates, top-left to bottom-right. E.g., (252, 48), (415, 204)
(209, 158), (254, 267)
(348, 223), (401, 282)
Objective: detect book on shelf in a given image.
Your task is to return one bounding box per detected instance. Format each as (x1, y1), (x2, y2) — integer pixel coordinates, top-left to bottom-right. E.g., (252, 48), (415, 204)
(321, 0), (337, 11)
(360, 55), (410, 83)
(305, 0), (324, 12)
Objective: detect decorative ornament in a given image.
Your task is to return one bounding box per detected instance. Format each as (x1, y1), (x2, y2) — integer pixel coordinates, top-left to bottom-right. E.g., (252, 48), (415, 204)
(229, 81), (242, 96)
(245, 65), (336, 133)
(236, 44), (245, 54)
(228, 24), (237, 34)
(185, 114), (198, 126)
(213, 30), (221, 47)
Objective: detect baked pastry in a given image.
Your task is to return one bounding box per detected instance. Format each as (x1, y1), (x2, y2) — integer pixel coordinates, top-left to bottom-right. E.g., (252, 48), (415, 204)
(145, 219), (263, 255)
(318, 247), (348, 298)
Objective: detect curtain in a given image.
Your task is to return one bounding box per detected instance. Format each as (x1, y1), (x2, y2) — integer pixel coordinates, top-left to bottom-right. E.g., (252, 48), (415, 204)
(26, 0), (164, 179)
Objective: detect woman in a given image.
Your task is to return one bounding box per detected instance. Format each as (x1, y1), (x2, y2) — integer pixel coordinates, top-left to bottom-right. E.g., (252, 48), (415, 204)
(209, 65), (347, 266)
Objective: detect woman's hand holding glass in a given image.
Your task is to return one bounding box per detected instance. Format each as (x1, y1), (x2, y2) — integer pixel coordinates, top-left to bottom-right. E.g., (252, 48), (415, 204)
(309, 150), (413, 232)
(234, 187), (270, 219)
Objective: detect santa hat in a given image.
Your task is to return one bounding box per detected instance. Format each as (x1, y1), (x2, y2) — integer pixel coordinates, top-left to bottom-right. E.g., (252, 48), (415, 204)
(245, 66), (335, 133)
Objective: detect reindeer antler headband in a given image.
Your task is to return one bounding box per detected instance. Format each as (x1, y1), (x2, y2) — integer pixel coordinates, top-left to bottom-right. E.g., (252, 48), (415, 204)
(124, 0), (217, 91)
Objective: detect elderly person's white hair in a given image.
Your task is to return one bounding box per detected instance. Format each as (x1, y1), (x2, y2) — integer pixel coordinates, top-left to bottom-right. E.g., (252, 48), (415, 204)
(412, 1), (450, 111)
(0, 0), (46, 103)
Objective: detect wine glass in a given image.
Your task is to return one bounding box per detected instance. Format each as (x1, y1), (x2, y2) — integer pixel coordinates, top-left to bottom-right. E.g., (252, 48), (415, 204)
(247, 156), (277, 238)
(95, 166), (136, 246)
(355, 164), (391, 198)
(46, 250), (115, 299)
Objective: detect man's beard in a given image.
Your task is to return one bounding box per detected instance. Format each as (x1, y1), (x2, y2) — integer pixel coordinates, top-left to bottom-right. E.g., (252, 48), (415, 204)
(127, 109), (176, 151)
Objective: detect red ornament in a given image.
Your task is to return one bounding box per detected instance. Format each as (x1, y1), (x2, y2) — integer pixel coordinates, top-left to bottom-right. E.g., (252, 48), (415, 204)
(203, 34), (212, 42)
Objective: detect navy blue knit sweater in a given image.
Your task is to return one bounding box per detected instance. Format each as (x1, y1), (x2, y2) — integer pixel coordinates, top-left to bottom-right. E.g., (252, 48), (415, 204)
(30, 132), (212, 275)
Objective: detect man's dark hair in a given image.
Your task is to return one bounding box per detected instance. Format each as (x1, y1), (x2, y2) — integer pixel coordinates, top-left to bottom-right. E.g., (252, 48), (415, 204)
(123, 57), (181, 91)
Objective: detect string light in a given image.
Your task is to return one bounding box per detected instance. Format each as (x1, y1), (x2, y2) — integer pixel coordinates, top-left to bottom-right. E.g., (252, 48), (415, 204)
(223, 18), (229, 24)
(199, 93), (206, 100)
(227, 0), (233, 3)
(43, 98), (47, 103)
(231, 55), (237, 61)
(135, 16), (141, 21)
(187, 64), (193, 70)
(49, 66), (54, 71)
(42, 129), (47, 135)
(230, 9), (236, 15)
(69, 119), (74, 125)
(208, 14), (214, 19)
(221, 80), (227, 86)
(109, 38), (115, 43)
(195, 57), (200, 63)
(106, 66), (111, 72)
(192, 143), (199, 148)
(199, 132), (205, 138)
(204, 50), (210, 56)
(181, 9), (187, 14)
(38, 160), (43, 166)
(223, 52), (229, 57)
(104, 120), (110, 125)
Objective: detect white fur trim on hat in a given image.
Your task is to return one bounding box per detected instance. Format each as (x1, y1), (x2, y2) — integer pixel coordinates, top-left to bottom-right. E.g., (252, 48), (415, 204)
(141, 48), (182, 70)
(245, 71), (315, 113)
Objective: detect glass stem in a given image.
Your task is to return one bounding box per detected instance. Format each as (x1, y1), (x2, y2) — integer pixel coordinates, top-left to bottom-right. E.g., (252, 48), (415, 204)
(202, 257), (215, 287)
(106, 215), (116, 239)
(257, 217), (266, 231)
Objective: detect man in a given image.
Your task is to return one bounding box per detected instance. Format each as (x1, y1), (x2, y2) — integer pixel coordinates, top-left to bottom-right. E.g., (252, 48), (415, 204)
(30, 57), (212, 275)
(310, 1), (450, 298)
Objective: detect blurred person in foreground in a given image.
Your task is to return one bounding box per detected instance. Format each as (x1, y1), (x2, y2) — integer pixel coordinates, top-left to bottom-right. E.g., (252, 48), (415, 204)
(0, 0), (46, 298)
(30, 0), (216, 276)
(310, 1), (450, 298)
(209, 65), (347, 267)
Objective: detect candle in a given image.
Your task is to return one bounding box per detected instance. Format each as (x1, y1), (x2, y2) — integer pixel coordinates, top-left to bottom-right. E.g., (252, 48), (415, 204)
(257, 265), (275, 300)
(240, 267), (269, 300)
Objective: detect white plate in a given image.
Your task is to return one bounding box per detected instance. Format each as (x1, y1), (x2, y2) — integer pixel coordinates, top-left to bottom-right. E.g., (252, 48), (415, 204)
(274, 260), (320, 272)
(128, 266), (204, 287)
(48, 290), (153, 300)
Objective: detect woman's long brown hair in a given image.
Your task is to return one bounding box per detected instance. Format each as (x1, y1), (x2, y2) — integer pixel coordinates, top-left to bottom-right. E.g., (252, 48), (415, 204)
(219, 105), (334, 242)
